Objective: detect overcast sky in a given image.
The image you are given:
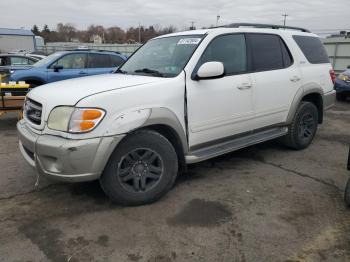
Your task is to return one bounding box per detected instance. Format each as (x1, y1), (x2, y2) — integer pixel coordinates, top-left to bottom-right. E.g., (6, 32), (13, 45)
(1, 0), (349, 35)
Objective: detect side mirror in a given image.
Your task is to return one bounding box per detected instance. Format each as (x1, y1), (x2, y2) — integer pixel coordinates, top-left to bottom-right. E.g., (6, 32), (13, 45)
(196, 62), (224, 80)
(347, 65), (350, 69)
(53, 64), (63, 72)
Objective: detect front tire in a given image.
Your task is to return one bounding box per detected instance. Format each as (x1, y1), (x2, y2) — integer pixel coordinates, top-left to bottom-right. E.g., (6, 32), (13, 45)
(100, 130), (178, 205)
(282, 102), (319, 150)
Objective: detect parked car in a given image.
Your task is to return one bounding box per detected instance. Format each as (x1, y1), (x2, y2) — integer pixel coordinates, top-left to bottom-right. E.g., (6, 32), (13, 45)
(334, 66), (350, 100)
(0, 54), (42, 82)
(17, 23), (335, 205)
(10, 50), (127, 87)
(0, 54), (40, 71)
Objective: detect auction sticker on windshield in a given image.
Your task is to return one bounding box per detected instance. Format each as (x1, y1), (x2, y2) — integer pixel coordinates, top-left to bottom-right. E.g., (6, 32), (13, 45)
(177, 38), (201, 45)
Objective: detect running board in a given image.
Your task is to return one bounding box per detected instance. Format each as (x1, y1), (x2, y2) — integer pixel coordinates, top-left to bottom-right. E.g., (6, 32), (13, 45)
(185, 127), (288, 164)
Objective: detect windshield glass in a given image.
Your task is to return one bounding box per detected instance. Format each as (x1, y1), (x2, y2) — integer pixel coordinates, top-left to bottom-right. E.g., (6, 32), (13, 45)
(119, 35), (204, 77)
(33, 52), (62, 67)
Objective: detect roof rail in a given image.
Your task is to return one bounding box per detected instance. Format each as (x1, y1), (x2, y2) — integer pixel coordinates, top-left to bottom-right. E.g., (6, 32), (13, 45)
(70, 48), (121, 54)
(218, 23), (310, 33)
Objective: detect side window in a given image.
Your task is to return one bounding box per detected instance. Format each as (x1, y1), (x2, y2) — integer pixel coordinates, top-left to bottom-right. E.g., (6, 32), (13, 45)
(247, 34), (287, 72)
(53, 53), (87, 69)
(88, 54), (111, 68)
(28, 59), (36, 65)
(280, 38), (293, 68)
(200, 34), (247, 75)
(110, 55), (124, 67)
(0, 57), (5, 66)
(292, 35), (329, 64)
(10, 57), (31, 66)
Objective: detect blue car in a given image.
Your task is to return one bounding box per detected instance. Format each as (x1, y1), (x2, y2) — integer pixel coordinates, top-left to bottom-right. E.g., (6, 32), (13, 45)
(335, 66), (350, 100)
(10, 50), (127, 87)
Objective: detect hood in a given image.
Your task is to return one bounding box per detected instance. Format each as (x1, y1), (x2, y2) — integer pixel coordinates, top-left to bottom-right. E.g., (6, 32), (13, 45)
(27, 73), (167, 107)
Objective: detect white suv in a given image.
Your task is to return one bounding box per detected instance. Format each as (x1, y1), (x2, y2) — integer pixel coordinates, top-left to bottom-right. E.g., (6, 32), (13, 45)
(17, 23), (335, 205)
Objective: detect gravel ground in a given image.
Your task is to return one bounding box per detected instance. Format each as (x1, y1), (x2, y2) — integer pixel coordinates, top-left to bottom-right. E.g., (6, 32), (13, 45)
(0, 101), (349, 262)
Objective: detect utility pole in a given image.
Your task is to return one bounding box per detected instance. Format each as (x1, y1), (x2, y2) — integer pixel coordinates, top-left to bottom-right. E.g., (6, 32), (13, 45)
(282, 14), (288, 27)
(216, 15), (221, 27)
(190, 21), (196, 30)
(138, 22), (141, 43)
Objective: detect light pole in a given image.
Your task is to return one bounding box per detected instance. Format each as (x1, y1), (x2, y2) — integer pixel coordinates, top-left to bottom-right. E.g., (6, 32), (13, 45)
(138, 22), (141, 43)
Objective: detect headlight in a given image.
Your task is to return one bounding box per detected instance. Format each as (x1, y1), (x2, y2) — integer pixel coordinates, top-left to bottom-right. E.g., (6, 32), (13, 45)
(339, 74), (350, 81)
(47, 106), (105, 133)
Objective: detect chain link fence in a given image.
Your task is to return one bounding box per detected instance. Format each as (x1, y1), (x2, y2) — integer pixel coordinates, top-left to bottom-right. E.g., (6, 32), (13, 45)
(37, 43), (142, 57)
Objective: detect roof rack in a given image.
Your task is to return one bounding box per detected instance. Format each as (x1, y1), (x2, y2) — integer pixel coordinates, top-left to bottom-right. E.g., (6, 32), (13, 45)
(217, 23), (310, 33)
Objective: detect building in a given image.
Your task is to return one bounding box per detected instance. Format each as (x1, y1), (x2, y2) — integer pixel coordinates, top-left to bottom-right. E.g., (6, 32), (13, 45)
(0, 28), (35, 53)
(322, 37), (350, 73)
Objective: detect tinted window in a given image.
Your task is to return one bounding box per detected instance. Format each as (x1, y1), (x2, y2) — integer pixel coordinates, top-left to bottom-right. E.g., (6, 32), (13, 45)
(88, 54), (111, 68)
(110, 55), (124, 67)
(53, 53), (87, 69)
(280, 39), (293, 67)
(200, 34), (247, 74)
(293, 35), (329, 64)
(248, 34), (288, 71)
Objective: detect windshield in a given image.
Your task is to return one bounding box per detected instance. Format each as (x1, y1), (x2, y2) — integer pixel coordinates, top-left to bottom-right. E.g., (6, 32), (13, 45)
(119, 35), (204, 77)
(32, 52), (62, 67)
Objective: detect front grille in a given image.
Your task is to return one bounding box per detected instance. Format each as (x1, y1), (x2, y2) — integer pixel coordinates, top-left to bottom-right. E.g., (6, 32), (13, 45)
(24, 98), (42, 125)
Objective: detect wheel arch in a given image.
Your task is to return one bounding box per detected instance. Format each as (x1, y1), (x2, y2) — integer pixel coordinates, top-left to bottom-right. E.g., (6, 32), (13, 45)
(20, 77), (45, 86)
(287, 86), (324, 124)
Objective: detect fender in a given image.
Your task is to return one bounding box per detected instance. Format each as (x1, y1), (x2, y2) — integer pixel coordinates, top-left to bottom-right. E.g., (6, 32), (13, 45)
(286, 83), (323, 124)
(103, 107), (188, 154)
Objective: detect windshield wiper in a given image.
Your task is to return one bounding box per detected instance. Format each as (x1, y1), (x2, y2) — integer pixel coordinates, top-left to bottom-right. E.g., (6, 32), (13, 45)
(134, 68), (164, 77)
(115, 68), (128, 74)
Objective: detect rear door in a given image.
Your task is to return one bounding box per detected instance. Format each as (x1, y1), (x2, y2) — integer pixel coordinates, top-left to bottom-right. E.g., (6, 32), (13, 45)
(87, 53), (114, 76)
(246, 33), (302, 128)
(47, 53), (88, 83)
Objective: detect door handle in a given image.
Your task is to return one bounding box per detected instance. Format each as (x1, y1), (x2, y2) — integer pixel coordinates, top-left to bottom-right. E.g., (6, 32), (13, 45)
(237, 83), (252, 90)
(79, 71), (87, 75)
(290, 76), (301, 82)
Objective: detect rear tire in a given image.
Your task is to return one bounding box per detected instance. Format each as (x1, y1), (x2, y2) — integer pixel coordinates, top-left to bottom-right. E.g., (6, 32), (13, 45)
(100, 130), (178, 206)
(281, 102), (318, 150)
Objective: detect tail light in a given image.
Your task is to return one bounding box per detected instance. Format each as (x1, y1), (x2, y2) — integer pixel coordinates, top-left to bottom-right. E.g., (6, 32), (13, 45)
(329, 69), (336, 85)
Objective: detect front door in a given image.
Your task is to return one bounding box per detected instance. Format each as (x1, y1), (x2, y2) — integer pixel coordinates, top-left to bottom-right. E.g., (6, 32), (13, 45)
(47, 53), (88, 83)
(186, 34), (254, 148)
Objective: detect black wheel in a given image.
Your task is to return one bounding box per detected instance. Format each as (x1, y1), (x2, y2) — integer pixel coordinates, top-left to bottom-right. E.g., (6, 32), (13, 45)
(100, 130), (178, 205)
(344, 179), (350, 207)
(282, 102), (318, 150)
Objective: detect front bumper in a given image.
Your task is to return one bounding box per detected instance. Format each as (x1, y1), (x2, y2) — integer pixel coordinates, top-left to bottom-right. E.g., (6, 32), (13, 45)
(17, 120), (125, 182)
(335, 79), (350, 93)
